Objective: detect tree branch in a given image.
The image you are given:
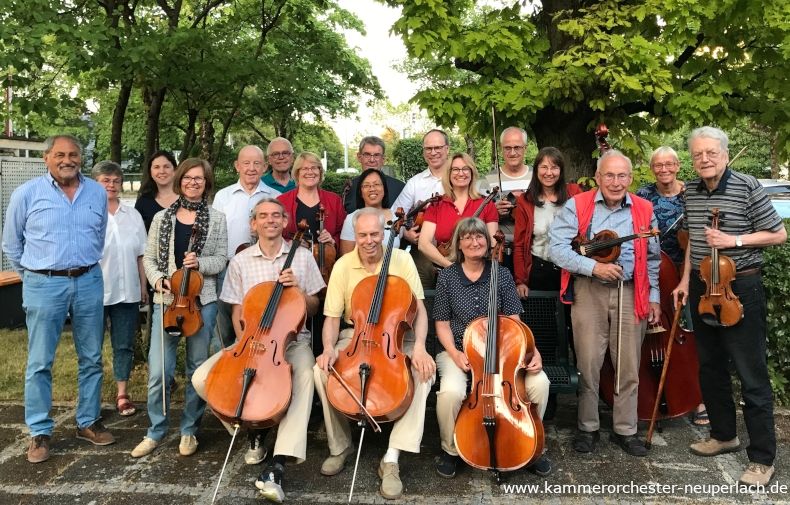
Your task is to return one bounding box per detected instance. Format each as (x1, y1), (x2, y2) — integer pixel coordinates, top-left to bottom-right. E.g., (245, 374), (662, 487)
(673, 33), (704, 69)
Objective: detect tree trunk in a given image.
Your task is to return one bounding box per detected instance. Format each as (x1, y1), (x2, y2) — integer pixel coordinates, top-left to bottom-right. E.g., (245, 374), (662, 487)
(143, 86), (167, 162)
(532, 105), (598, 182)
(110, 80), (133, 163)
(182, 107), (199, 159)
(199, 117), (215, 161)
(464, 134), (476, 159)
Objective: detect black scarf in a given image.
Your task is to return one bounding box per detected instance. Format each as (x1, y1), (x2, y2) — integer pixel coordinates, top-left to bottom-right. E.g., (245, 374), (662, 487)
(157, 196), (210, 273)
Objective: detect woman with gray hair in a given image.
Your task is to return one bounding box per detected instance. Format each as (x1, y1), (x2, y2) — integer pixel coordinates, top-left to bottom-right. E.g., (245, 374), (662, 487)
(93, 161), (148, 416)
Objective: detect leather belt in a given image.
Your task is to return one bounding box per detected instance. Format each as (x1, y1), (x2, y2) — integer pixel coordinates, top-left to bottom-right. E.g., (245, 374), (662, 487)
(31, 264), (95, 277)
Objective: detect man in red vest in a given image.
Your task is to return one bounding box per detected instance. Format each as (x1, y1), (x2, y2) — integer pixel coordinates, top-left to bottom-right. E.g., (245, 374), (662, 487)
(549, 149), (661, 457)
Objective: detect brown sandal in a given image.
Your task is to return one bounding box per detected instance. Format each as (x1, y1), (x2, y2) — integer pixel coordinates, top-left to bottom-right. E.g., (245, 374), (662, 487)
(116, 394), (137, 416)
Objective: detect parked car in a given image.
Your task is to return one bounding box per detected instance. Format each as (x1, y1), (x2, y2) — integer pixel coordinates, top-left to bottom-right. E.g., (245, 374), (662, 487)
(760, 179), (790, 218)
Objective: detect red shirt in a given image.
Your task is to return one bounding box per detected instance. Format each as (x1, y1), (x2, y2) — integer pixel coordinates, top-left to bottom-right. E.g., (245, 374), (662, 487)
(423, 196), (498, 244)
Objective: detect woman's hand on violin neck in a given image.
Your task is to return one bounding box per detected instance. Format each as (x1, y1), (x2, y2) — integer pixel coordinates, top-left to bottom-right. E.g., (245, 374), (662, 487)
(450, 349), (471, 373)
(516, 283), (529, 299)
(156, 277), (172, 294)
(316, 348), (338, 373)
(278, 267), (297, 287)
(318, 229), (334, 245)
(592, 262), (623, 282)
(411, 346), (436, 383)
(647, 302), (662, 325)
(183, 252), (199, 270)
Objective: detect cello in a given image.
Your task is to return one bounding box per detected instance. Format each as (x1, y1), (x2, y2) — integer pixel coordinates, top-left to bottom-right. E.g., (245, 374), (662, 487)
(313, 203), (337, 284)
(454, 231), (544, 483)
(163, 227), (204, 338)
(436, 187), (500, 256)
(326, 208), (415, 423)
(204, 220), (309, 428)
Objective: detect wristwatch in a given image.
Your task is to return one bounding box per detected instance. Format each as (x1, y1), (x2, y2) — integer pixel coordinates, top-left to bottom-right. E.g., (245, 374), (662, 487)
(735, 235), (743, 247)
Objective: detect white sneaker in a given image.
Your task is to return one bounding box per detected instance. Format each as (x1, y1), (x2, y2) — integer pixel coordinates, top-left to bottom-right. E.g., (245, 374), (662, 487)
(131, 437), (159, 458)
(179, 435), (198, 456)
(245, 433), (268, 465)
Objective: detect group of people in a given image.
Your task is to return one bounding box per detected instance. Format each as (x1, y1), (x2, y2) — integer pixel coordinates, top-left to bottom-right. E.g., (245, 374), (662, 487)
(2, 124), (785, 502)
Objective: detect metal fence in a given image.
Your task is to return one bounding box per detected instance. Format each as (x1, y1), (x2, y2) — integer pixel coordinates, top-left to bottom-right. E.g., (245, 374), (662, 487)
(0, 157), (47, 270)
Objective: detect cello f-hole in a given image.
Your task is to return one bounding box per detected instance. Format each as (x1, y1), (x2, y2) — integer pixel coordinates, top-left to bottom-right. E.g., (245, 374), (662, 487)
(502, 380), (522, 412)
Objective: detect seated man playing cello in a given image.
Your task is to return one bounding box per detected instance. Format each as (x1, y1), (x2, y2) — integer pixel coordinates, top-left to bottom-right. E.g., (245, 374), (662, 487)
(433, 217), (551, 478)
(192, 197), (325, 503)
(314, 207), (436, 500)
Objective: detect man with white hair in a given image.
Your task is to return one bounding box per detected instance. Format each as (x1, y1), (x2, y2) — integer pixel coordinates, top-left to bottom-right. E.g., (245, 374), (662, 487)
(263, 137), (296, 193)
(480, 126), (533, 216)
(549, 149), (661, 457)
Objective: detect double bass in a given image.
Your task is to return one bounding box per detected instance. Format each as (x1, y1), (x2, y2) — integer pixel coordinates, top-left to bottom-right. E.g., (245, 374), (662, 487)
(204, 221), (309, 428)
(454, 231), (543, 482)
(163, 227), (204, 338)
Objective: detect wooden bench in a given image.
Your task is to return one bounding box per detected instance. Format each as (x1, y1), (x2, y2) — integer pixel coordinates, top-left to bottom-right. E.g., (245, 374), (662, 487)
(0, 271), (24, 329)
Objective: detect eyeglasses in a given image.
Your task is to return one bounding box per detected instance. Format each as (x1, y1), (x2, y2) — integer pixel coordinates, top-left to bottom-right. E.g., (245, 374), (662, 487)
(361, 153), (383, 160)
(691, 150), (722, 161)
(503, 146), (525, 153)
(460, 233), (486, 243)
(361, 182), (383, 190)
(450, 167), (472, 174)
(537, 164), (560, 171)
(269, 151), (292, 158)
(98, 178), (122, 185)
(651, 162), (678, 170)
(423, 145), (447, 153)
(299, 166), (321, 173)
(240, 161), (264, 168)
(601, 173), (631, 183)
(182, 176), (206, 185)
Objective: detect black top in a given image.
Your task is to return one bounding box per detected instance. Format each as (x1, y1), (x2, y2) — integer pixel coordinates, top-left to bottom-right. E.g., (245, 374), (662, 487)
(343, 172), (406, 214)
(296, 198), (320, 244)
(433, 262), (523, 351)
(173, 220), (192, 269)
(135, 195), (165, 232)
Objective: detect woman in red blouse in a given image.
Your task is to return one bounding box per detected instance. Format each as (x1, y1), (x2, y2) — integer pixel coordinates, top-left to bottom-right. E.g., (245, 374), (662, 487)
(277, 152), (346, 250)
(512, 147), (582, 298)
(419, 153), (499, 271)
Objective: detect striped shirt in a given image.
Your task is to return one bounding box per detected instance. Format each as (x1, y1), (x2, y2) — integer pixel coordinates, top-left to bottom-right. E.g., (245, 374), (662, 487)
(684, 169), (783, 270)
(221, 240), (325, 342)
(2, 172), (107, 273)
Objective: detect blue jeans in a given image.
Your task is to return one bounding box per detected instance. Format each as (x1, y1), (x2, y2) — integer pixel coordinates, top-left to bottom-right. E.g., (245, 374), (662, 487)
(23, 266), (104, 435)
(211, 267), (233, 352)
(104, 302), (139, 382)
(146, 301), (217, 441)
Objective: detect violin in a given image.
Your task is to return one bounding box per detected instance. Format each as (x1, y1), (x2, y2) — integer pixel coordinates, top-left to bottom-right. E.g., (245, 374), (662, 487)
(404, 193), (442, 231)
(454, 231), (544, 482)
(312, 204), (336, 284)
(571, 228), (660, 263)
(326, 208), (415, 422)
(163, 228), (204, 338)
(204, 221), (309, 428)
(698, 208), (743, 327)
(437, 187), (500, 257)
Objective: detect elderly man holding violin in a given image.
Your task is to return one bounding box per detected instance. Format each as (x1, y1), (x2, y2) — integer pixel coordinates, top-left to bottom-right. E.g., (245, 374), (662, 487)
(673, 126), (786, 487)
(549, 149), (661, 457)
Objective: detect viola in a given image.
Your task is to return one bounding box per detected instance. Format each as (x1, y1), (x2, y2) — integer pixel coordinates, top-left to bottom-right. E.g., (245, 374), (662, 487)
(437, 187), (500, 257)
(326, 208), (415, 423)
(312, 203), (337, 284)
(203, 221), (309, 428)
(571, 228), (660, 263)
(404, 194), (442, 231)
(454, 231), (543, 482)
(163, 228), (204, 338)
(698, 208), (743, 327)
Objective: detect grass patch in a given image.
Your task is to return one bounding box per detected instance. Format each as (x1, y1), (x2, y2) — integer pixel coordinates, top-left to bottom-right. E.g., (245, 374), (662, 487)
(0, 327), (186, 404)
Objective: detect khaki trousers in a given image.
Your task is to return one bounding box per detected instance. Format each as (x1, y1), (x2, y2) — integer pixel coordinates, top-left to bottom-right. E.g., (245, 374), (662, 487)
(571, 277), (646, 436)
(313, 328), (435, 456)
(192, 340), (315, 463)
(435, 350), (551, 456)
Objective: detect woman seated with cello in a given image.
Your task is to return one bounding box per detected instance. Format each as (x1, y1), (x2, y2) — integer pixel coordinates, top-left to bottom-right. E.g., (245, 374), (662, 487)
(132, 158), (228, 459)
(418, 153), (498, 278)
(433, 217), (551, 478)
(339, 168), (399, 254)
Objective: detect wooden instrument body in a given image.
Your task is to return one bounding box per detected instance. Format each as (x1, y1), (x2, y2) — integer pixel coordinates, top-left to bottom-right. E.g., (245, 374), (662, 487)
(455, 315), (544, 471)
(163, 267), (204, 338)
(205, 281), (306, 428)
(698, 253), (743, 327)
(326, 275), (416, 423)
(313, 204), (337, 284)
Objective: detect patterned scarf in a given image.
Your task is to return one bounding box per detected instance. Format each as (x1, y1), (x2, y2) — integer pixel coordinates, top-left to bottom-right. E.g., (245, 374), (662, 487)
(157, 196), (210, 273)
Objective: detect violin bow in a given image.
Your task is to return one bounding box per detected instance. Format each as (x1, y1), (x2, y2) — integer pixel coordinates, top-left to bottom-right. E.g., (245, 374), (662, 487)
(211, 424), (241, 504)
(159, 286), (167, 417)
(492, 106), (503, 196)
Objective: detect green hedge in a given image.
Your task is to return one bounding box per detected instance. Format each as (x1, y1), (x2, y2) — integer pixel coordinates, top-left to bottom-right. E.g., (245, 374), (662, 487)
(763, 219), (790, 404)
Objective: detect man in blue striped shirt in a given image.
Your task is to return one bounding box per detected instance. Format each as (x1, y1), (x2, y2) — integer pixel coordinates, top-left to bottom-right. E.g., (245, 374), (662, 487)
(2, 135), (115, 463)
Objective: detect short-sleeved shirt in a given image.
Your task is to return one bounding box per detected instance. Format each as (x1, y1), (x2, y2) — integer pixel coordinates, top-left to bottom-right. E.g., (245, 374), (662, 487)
(423, 197), (499, 244)
(433, 262), (523, 352)
(221, 239), (325, 342)
(262, 171), (295, 194)
(636, 183), (685, 263)
(684, 169), (783, 270)
(324, 247), (424, 324)
(212, 180), (279, 258)
(100, 204), (147, 305)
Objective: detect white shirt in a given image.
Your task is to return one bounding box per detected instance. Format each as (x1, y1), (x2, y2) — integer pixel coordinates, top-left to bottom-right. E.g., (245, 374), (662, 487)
(389, 168), (444, 215)
(479, 165), (533, 196)
(212, 180), (279, 258)
(340, 209), (400, 249)
(531, 201), (561, 261)
(100, 204), (147, 305)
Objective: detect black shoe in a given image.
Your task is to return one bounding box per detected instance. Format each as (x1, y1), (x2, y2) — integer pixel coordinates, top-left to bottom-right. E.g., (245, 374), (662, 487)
(573, 430), (600, 453)
(435, 451), (459, 478)
(527, 455), (552, 476)
(610, 433), (648, 457)
(255, 462), (285, 503)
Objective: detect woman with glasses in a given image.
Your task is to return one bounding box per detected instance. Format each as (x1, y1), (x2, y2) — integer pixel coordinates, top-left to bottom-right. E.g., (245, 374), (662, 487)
(513, 147), (582, 298)
(135, 150), (179, 232)
(339, 168), (399, 254)
(277, 152), (346, 251)
(131, 158), (228, 459)
(418, 153), (498, 272)
(94, 161), (148, 417)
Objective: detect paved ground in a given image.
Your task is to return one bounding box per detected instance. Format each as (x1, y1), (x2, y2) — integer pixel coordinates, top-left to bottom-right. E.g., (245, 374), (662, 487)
(0, 395), (787, 505)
